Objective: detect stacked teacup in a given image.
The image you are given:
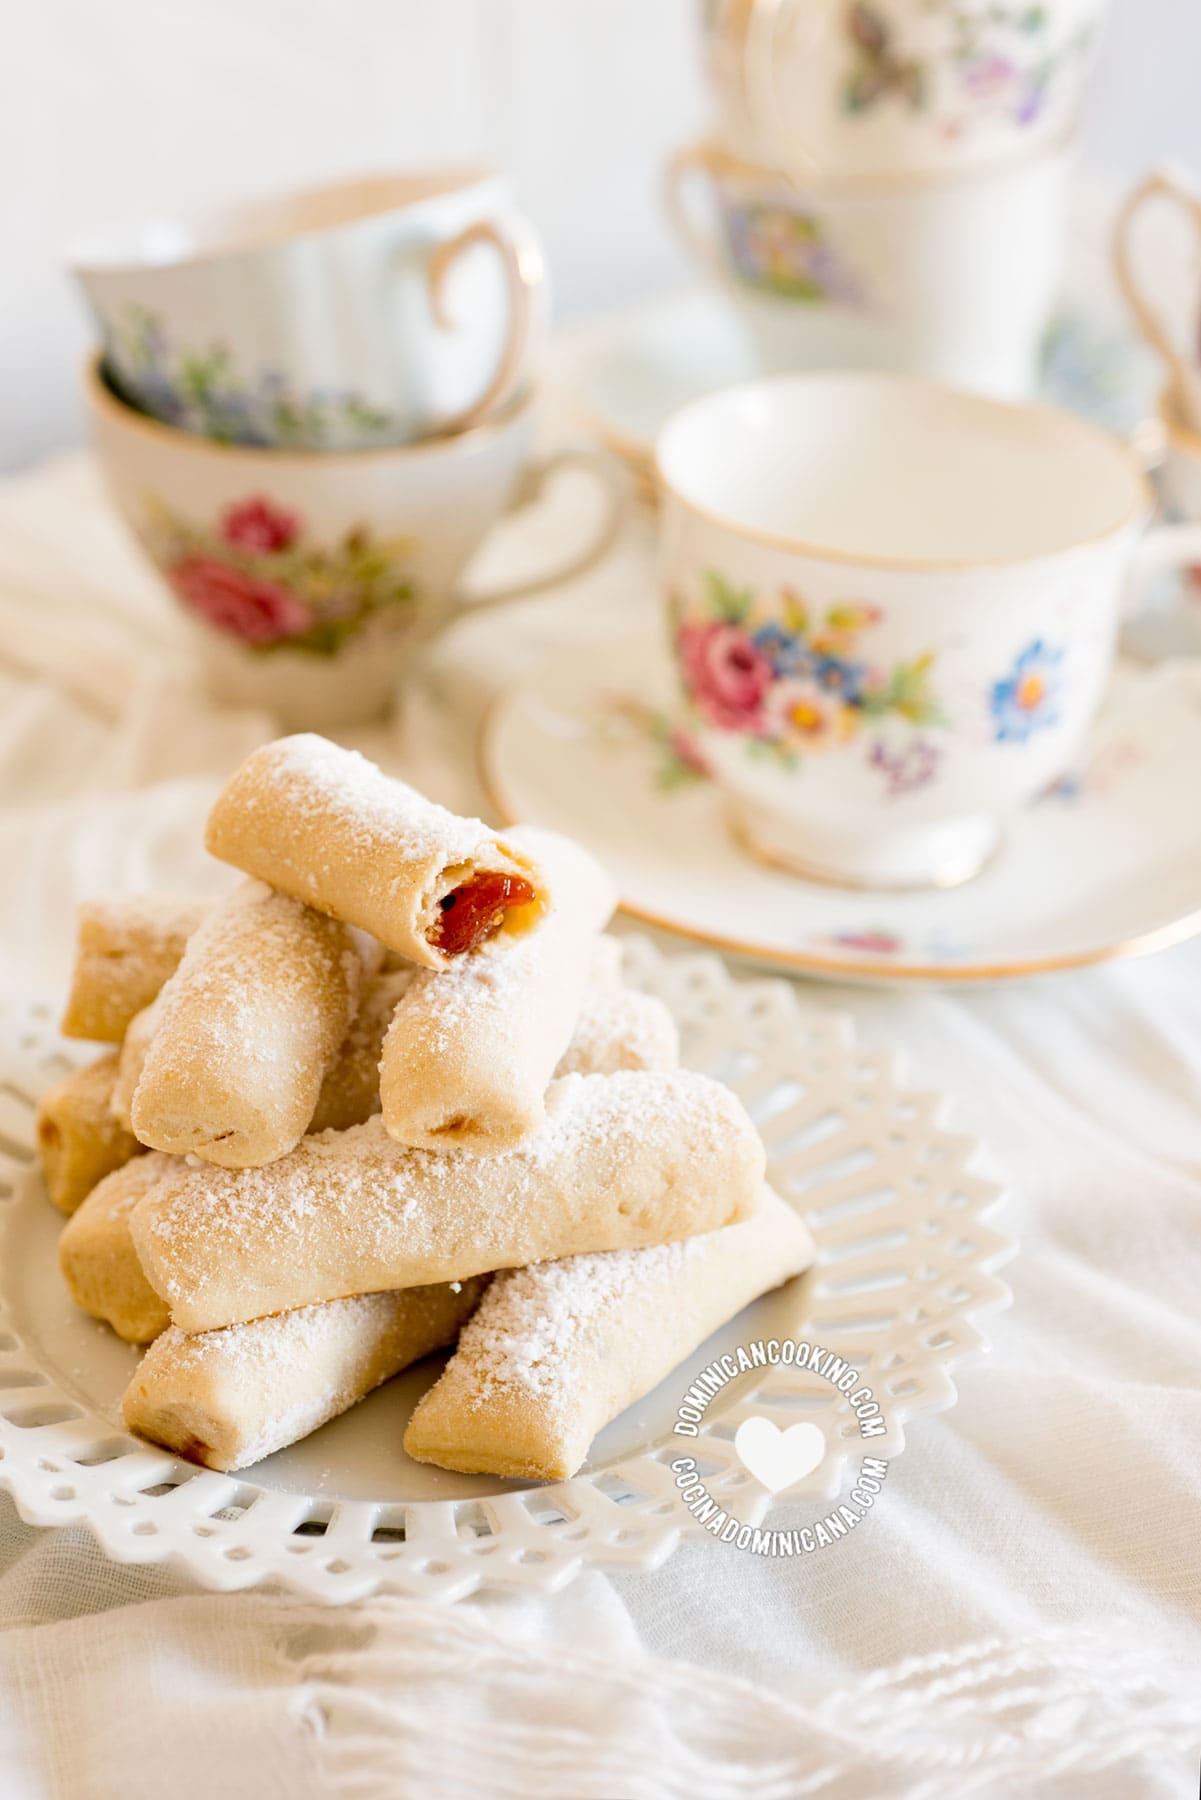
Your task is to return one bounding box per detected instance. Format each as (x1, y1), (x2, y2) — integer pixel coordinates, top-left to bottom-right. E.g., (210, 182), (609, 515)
(669, 0), (1109, 397)
(71, 171), (618, 729)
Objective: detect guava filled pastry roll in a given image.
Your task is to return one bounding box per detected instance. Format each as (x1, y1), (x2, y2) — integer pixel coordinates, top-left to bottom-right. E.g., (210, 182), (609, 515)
(131, 879), (368, 1168)
(405, 1187), (814, 1481)
(61, 895), (211, 1042)
(131, 1070), (766, 1332)
(59, 1153), (176, 1343)
(123, 1280), (487, 1473)
(380, 826), (617, 1150)
(36, 1052), (142, 1215)
(204, 734), (546, 970)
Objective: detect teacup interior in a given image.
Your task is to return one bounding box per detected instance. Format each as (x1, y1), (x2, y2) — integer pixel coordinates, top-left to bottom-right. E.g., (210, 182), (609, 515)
(657, 374), (1145, 565)
(70, 169), (496, 269)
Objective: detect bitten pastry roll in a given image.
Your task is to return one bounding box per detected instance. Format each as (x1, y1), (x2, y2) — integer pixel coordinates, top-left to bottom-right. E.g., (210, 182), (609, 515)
(405, 1187), (815, 1480)
(130, 880), (368, 1167)
(36, 1052), (142, 1215)
(204, 734), (546, 970)
(379, 825), (617, 1150)
(61, 895), (210, 1042)
(59, 1154), (176, 1343)
(123, 1281), (487, 1472)
(131, 1070), (766, 1331)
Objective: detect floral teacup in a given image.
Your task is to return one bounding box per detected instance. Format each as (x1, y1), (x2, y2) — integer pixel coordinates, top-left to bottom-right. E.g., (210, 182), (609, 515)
(665, 135), (1073, 400)
(70, 169), (545, 449)
(656, 372), (1201, 889)
(86, 359), (621, 729)
(696, 0), (1105, 183)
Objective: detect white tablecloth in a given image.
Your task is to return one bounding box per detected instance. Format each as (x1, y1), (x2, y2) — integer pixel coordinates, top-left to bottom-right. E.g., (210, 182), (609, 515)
(0, 449), (1200, 1799)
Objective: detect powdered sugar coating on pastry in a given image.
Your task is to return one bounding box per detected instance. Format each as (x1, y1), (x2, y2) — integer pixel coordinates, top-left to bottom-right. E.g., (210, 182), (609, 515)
(379, 824), (617, 1151)
(61, 895), (210, 1042)
(204, 734), (546, 970)
(130, 879), (367, 1168)
(36, 1051), (142, 1215)
(59, 1153), (177, 1342)
(123, 1280), (486, 1472)
(131, 1070), (766, 1331)
(404, 1187), (814, 1480)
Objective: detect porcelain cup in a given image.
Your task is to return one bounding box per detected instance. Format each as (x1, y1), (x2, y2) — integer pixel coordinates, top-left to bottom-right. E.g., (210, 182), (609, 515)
(697, 0), (1105, 183)
(86, 358), (621, 731)
(665, 136), (1071, 399)
(1113, 164), (1201, 436)
(655, 372), (1201, 889)
(70, 169), (546, 450)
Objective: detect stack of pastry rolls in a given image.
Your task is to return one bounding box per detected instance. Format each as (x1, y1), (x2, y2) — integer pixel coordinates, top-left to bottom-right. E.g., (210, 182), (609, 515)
(43, 735), (813, 1481)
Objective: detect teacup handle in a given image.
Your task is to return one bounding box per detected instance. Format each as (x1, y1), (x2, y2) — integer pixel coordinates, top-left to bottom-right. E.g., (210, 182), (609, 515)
(1123, 519), (1201, 618)
(1112, 166), (1201, 428)
(449, 447), (626, 614)
(428, 218), (544, 435)
(664, 141), (734, 280)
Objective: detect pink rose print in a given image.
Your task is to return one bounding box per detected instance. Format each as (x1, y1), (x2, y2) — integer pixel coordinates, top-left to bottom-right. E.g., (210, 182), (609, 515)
(677, 621), (773, 733)
(220, 495), (300, 554)
(170, 555), (313, 646)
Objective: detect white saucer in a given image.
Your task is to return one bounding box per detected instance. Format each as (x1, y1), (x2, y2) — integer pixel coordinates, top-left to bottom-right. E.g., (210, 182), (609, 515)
(482, 631), (1201, 984)
(555, 290), (1149, 484)
(554, 292), (758, 476)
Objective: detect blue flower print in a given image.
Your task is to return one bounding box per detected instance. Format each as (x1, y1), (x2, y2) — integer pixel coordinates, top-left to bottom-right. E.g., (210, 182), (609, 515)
(990, 640), (1064, 743)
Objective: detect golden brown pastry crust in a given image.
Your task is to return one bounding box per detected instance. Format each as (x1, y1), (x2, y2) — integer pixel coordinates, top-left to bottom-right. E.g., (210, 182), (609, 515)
(379, 826), (617, 1151)
(405, 1189), (814, 1480)
(204, 734), (546, 970)
(123, 1281), (487, 1471)
(36, 1051), (142, 1215)
(131, 1070), (766, 1331)
(59, 1154), (175, 1342)
(130, 880), (367, 1168)
(60, 896), (210, 1042)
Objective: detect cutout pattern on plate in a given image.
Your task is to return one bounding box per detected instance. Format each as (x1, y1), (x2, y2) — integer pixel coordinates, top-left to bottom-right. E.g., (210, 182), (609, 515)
(0, 942), (1011, 1602)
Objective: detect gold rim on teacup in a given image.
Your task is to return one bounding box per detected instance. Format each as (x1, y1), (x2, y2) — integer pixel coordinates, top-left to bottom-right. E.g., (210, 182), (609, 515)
(69, 167), (510, 273)
(85, 354), (538, 465)
(654, 373), (1151, 571)
(666, 121), (1080, 206)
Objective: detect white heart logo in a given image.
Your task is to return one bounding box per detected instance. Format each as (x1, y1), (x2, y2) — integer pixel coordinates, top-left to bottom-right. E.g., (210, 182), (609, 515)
(734, 1418), (826, 1493)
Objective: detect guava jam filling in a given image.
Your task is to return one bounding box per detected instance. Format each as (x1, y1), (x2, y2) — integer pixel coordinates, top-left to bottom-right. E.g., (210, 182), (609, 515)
(429, 871), (538, 957)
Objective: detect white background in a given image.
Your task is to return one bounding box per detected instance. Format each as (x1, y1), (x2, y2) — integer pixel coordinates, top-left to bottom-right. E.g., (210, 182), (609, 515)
(0, 0), (1199, 470)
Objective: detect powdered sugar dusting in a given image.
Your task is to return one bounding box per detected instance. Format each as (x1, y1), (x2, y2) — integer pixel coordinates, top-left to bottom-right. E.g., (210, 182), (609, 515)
(133, 1070), (764, 1323)
(309, 968), (412, 1134)
(239, 735), (490, 871)
(132, 878), (366, 1164)
(461, 1234), (705, 1406)
(557, 984), (679, 1078)
(129, 1281), (485, 1468)
(63, 895), (210, 1040)
(380, 829), (616, 1142)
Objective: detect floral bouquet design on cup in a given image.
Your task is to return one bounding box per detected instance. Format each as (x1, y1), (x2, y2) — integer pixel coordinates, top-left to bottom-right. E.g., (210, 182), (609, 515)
(673, 571), (945, 783)
(145, 494), (417, 658)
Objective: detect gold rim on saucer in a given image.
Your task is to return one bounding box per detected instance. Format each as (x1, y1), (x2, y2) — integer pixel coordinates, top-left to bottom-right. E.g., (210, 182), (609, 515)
(476, 694), (1201, 985)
